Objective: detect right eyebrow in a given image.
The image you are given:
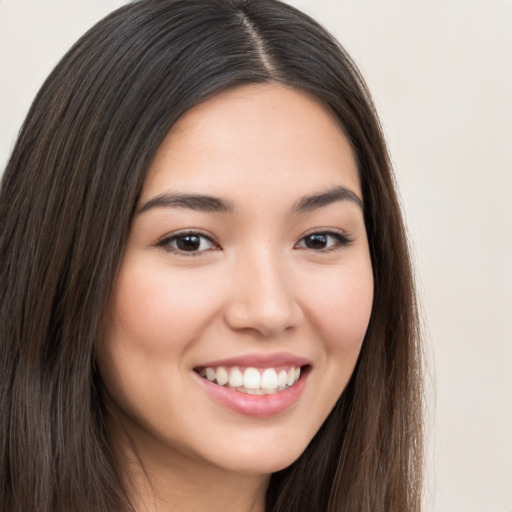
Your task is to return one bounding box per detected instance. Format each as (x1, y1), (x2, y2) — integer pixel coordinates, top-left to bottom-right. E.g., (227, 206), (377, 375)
(292, 185), (364, 213)
(137, 193), (235, 215)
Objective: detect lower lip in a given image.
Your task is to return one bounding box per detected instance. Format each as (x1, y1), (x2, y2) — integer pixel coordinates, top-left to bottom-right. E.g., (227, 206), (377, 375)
(194, 368), (308, 418)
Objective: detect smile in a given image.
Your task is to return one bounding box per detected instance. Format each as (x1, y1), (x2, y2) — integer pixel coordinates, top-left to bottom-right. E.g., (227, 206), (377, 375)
(195, 366), (301, 395)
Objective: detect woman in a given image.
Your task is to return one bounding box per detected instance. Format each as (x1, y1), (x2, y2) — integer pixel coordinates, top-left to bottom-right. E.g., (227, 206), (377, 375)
(0, 1), (423, 511)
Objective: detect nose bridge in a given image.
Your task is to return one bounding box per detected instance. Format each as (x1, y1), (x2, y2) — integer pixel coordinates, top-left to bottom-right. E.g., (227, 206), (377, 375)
(224, 243), (302, 336)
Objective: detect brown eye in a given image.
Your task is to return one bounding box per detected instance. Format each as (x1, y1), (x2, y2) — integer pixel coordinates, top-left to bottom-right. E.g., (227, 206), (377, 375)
(158, 232), (218, 255)
(176, 234), (202, 251)
(303, 233), (329, 249)
(296, 231), (352, 251)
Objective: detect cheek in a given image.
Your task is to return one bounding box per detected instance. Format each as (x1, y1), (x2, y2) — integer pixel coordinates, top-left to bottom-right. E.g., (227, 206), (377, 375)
(301, 260), (374, 354)
(105, 260), (221, 355)
(98, 261), (222, 426)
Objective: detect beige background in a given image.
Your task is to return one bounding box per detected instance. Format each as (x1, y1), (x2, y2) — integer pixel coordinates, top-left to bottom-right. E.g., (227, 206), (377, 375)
(1, 1), (511, 511)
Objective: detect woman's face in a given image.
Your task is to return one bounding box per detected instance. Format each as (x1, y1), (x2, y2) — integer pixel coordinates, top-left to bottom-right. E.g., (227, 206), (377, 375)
(99, 83), (373, 476)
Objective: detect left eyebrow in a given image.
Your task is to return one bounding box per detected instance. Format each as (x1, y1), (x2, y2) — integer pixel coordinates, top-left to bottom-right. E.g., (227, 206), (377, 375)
(137, 193), (235, 215)
(292, 185), (363, 213)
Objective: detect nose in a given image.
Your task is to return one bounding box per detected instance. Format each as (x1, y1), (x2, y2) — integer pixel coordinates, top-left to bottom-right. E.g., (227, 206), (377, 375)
(223, 248), (303, 337)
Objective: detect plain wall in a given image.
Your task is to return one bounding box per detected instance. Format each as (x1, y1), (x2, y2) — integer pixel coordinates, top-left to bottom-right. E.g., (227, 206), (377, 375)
(1, 1), (511, 511)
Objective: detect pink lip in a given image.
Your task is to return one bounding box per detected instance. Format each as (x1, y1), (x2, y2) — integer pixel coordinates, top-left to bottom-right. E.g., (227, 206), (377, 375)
(194, 367), (309, 418)
(193, 352), (311, 417)
(195, 352), (310, 369)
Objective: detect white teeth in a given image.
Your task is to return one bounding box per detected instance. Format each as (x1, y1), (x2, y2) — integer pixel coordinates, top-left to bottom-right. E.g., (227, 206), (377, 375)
(199, 364), (304, 394)
(228, 367), (244, 388)
(245, 388), (265, 395)
(261, 368), (278, 390)
(216, 366), (229, 386)
(277, 369), (288, 388)
(243, 367), (261, 390)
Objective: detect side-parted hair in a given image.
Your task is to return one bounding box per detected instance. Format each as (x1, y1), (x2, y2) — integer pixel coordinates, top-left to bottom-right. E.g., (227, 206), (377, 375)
(0, 1), (423, 511)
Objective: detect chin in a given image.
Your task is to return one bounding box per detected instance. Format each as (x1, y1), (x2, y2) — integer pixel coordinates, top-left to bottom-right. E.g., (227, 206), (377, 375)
(205, 436), (307, 475)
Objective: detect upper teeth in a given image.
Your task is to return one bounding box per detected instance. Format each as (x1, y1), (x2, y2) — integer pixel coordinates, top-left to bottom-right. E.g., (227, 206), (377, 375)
(199, 366), (301, 394)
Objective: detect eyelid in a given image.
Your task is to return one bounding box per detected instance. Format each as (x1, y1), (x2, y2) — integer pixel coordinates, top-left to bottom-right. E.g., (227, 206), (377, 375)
(294, 228), (354, 252)
(156, 229), (221, 256)
(299, 227), (352, 239)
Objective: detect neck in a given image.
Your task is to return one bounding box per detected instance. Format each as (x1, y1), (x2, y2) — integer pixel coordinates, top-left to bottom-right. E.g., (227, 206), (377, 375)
(130, 463), (268, 512)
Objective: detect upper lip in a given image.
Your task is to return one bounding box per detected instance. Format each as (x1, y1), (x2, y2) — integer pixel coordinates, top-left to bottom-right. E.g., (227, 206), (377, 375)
(195, 352), (311, 369)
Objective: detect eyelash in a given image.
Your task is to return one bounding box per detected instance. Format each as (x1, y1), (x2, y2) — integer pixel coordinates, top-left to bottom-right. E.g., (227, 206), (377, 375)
(156, 229), (353, 257)
(156, 230), (220, 257)
(295, 230), (353, 253)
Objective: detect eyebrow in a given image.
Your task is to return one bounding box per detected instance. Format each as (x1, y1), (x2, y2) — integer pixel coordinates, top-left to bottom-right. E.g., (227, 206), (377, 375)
(292, 186), (363, 213)
(137, 193), (235, 214)
(137, 185), (363, 216)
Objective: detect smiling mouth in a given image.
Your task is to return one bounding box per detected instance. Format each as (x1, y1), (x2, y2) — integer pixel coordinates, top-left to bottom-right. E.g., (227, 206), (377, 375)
(194, 365), (305, 395)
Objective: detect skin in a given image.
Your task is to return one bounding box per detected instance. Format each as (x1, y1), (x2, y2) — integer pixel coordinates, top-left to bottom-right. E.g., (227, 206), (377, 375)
(99, 83), (374, 512)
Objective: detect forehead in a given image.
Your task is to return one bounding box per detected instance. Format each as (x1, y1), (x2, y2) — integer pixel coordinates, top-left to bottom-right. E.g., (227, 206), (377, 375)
(141, 83), (361, 204)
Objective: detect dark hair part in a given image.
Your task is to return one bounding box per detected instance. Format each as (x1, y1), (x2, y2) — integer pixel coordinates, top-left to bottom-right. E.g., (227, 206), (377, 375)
(0, 1), (423, 511)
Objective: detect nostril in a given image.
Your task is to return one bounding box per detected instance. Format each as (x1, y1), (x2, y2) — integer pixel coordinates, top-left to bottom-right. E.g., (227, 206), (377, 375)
(223, 301), (303, 338)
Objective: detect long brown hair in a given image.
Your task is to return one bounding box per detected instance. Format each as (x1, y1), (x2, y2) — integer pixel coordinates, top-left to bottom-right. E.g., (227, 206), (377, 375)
(0, 1), (423, 511)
